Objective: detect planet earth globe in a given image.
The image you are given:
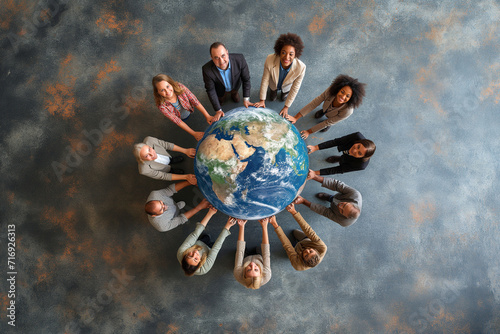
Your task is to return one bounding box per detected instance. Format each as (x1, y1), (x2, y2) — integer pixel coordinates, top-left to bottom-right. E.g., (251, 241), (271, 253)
(194, 107), (309, 220)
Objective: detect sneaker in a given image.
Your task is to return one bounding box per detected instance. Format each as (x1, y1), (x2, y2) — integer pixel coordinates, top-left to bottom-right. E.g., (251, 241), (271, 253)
(170, 156), (184, 164)
(316, 192), (331, 201)
(326, 155), (341, 163)
(314, 109), (325, 119)
(170, 168), (185, 174)
(269, 89), (277, 101)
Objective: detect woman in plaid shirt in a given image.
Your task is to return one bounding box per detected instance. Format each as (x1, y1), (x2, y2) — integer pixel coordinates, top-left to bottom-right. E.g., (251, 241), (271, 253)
(152, 74), (222, 141)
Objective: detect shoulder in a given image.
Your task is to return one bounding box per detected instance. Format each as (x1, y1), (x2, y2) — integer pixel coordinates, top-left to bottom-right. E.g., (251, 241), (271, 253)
(294, 58), (306, 69)
(230, 53), (246, 63)
(202, 60), (215, 72)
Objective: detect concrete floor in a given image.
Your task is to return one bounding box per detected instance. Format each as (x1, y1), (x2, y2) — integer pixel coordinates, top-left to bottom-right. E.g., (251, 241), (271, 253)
(1, 0), (499, 333)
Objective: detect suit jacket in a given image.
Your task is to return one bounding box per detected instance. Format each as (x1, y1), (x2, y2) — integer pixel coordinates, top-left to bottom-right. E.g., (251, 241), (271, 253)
(317, 132), (370, 175)
(310, 178), (362, 227)
(273, 212), (327, 271)
(258, 54), (306, 107)
(146, 184), (187, 232)
(298, 87), (353, 133)
(138, 136), (175, 181)
(202, 53), (251, 112)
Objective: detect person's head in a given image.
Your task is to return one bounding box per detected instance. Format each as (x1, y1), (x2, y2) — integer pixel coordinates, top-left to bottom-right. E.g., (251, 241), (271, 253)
(152, 74), (184, 106)
(181, 246), (207, 276)
(134, 143), (157, 163)
(145, 200), (167, 216)
(273, 33), (304, 69)
(243, 261), (263, 289)
(209, 42), (229, 70)
(349, 139), (376, 161)
(302, 248), (320, 268)
(328, 74), (366, 109)
(337, 202), (360, 219)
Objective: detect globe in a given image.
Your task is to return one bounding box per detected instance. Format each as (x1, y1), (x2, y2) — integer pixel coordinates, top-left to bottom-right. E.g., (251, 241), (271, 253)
(194, 107), (309, 220)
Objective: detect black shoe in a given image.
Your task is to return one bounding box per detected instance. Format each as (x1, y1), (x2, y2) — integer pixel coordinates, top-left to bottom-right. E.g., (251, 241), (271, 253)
(319, 126), (331, 132)
(170, 168), (184, 174)
(314, 109), (325, 119)
(316, 192), (331, 201)
(326, 155), (341, 163)
(199, 234), (214, 248)
(292, 229), (306, 241)
(170, 156), (184, 164)
(280, 90), (289, 101)
(269, 89), (277, 101)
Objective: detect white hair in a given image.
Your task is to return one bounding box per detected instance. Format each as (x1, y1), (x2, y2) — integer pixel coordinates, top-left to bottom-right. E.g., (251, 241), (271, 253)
(133, 143), (147, 163)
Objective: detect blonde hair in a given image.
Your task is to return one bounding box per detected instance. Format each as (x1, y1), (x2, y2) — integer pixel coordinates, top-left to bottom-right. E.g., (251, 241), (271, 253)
(181, 245), (207, 277)
(152, 74), (185, 106)
(243, 261), (263, 289)
(133, 143), (146, 163)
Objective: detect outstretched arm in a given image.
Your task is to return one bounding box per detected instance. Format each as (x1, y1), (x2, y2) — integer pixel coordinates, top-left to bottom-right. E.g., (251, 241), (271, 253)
(183, 198), (211, 220)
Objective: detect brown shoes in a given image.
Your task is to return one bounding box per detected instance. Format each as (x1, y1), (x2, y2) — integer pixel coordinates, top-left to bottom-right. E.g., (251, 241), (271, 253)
(231, 91), (240, 103)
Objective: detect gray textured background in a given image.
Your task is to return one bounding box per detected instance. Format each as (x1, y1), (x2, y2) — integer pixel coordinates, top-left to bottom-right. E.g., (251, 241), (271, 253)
(1, 0), (499, 333)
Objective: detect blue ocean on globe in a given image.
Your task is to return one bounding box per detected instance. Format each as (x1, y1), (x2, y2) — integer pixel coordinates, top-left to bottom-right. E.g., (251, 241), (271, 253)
(194, 107), (309, 220)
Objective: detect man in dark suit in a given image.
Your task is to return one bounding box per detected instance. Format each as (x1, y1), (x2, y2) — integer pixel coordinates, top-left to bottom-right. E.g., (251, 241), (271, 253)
(202, 42), (254, 118)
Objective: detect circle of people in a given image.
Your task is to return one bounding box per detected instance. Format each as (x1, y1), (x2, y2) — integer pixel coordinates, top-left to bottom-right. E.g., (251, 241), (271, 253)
(133, 33), (376, 289)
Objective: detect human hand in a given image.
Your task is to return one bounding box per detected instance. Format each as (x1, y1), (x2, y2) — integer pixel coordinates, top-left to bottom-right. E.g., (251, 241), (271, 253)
(294, 196), (305, 205)
(225, 217), (237, 230)
(258, 217), (269, 227)
(307, 145), (318, 154)
(206, 115), (215, 124)
(194, 132), (204, 141)
(279, 106), (289, 118)
(185, 148), (196, 158)
(253, 100), (266, 108)
(286, 115), (297, 124)
(208, 205), (218, 215)
(213, 110), (224, 122)
(198, 198), (211, 209)
(243, 100), (254, 108)
(300, 130), (310, 140)
(268, 215), (279, 228)
(237, 219), (247, 227)
(186, 174), (197, 185)
(286, 203), (297, 215)
(307, 169), (316, 180)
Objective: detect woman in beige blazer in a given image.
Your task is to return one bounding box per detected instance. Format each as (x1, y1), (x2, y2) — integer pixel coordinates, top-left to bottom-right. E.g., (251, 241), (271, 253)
(254, 33), (306, 118)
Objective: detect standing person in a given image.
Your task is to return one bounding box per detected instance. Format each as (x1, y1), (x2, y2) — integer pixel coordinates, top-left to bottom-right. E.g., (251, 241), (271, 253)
(253, 33), (306, 118)
(307, 132), (376, 175)
(233, 217), (272, 289)
(152, 74), (215, 141)
(145, 183), (209, 232)
(287, 74), (366, 138)
(294, 170), (362, 227)
(177, 212), (236, 276)
(202, 42), (255, 116)
(134, 136), (197, 181)
(269, 203), (327, 271)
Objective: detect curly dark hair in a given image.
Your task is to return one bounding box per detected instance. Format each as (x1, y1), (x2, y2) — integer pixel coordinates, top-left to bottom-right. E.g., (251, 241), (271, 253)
(328, 74), (366, 109)
(273, 33), (304, 58)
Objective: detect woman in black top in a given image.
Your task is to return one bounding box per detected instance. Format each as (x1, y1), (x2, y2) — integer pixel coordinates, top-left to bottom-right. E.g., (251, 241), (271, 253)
(307, 132), (376, 175)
